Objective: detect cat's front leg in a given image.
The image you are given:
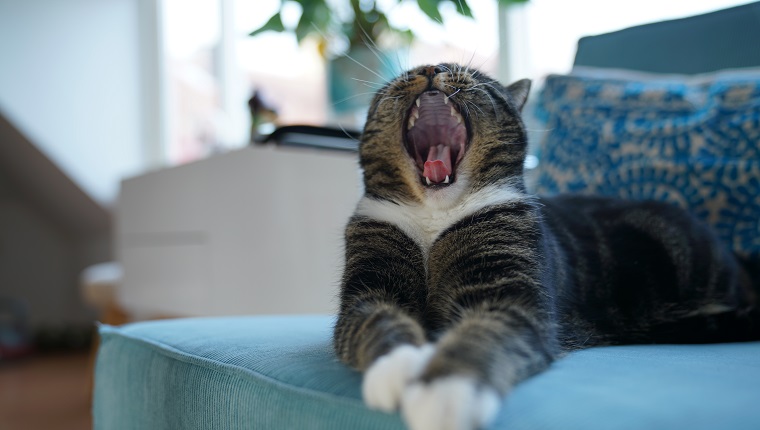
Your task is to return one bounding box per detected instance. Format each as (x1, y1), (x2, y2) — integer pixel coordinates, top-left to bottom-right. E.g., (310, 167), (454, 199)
(362, 342), (435, 411)
(333, 216), (430, 412)
(399, 309), (553, 430)
(399, 204), (559, 430)
(402, 373), (501, 430)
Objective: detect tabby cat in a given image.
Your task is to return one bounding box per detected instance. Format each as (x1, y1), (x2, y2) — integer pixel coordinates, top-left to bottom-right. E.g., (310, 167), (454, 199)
(333, 63), (759, 430)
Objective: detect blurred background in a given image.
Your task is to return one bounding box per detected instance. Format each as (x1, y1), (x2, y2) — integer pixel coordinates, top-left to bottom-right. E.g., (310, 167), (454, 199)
(0, 0), (753, 428)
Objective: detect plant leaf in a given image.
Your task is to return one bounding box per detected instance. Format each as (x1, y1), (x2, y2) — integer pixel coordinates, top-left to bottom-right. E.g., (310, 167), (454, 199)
(294, 0), (330, 44)
(417, 0), (443, 24)
(451, 0), (473, 17)
(249, 12), (285, 37)
(497, 0), (530, 5)
(295, 8), (313, 43)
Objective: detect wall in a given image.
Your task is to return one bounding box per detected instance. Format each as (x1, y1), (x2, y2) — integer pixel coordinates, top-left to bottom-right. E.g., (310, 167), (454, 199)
(0, 0), (146, 331)
(0, 0), (147, 206)
(0, 172), (89, 327)
(0, 113), (111, 329)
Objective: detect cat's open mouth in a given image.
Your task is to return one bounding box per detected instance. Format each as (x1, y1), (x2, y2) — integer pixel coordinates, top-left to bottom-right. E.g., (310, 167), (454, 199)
(404, 90), (468, 187)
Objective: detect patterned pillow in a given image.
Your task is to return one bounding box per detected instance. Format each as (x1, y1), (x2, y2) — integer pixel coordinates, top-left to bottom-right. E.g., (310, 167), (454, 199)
(534, 69), (760, 262)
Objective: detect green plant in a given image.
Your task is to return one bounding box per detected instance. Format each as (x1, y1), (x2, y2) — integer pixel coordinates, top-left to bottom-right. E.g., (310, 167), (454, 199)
(250, 0), (528, 57)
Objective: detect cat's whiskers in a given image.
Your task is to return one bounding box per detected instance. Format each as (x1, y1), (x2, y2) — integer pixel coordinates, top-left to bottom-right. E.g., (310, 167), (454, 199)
(469, 87), (498, 116)
(473, 80), (521, 116)
(477, 81), (507, 93)
(355, 25), (406, 78)
(441, 84), (480, 119)
(438, 64), (455, 76)
(450, 64), (464, 83)
(463, 100), (482, 118)
(459, 100), (474, 121)
(336, 123), (360, 143)
(343, 52), (390, 83)
(309, 23), (388, 84)
(443, 86), (462, 99)
(375, 95), (404, 110)
(352, 77), (387, 89)
(469, 52), (494, 78)
(469, 79), (501, 89)
(333, 91), (390, 107)
(463, 51), (478, 76)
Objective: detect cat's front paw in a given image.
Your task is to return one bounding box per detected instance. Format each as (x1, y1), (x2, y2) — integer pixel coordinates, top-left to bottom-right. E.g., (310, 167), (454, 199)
(362, 344), (435, 412)
(401, 376), (501, 430)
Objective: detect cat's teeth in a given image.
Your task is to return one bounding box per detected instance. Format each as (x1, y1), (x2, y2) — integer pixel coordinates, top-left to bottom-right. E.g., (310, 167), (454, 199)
(443, 95), (449, 105)
(415, 98), (421, 107)
(425, 177), (432, 185)
(408, 117), (415, 129)
(449, 106), (463, 123)
(413, 109), (419, 119)
(450, 108), (463, 124)
(444, 175), (450, 184)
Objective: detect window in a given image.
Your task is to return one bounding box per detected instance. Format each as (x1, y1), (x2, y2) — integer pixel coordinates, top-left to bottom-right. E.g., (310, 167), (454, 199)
(159, 0), (502, 165)
(156, 0), (753, 165)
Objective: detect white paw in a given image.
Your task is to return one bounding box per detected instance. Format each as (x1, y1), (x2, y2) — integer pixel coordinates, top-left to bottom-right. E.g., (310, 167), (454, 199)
(401, 376), (501, 430)
(362, 344), (435, 412)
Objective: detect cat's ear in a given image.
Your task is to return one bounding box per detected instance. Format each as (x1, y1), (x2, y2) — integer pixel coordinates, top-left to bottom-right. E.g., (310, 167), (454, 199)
(506, 79), (531, 112)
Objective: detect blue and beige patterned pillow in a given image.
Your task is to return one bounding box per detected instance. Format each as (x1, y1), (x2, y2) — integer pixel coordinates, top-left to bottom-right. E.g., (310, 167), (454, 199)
(534, 68), (760, 261)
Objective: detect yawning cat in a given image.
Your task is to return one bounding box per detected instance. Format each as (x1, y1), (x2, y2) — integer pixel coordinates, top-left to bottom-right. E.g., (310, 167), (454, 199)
(333, 63), (759, 430)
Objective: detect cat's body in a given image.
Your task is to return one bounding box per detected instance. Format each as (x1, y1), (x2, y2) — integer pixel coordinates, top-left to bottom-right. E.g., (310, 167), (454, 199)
(333, 64), (759, 430)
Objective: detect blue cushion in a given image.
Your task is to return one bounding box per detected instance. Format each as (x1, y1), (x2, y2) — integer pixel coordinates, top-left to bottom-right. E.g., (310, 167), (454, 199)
(93, 315), (760, 429)
(572, 2), (760, 74)
(534, 70), (760, 262)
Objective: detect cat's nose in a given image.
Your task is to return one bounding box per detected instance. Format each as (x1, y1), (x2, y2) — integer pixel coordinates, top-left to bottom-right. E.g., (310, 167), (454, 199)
(420, 65), (443, 77)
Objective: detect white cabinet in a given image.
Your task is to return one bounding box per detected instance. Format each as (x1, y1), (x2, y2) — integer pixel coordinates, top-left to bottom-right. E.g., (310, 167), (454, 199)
(117, 145), (361, 318)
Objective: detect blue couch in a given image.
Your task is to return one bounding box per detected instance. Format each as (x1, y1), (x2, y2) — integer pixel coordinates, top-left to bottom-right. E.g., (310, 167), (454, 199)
(93, 316), (760, 429)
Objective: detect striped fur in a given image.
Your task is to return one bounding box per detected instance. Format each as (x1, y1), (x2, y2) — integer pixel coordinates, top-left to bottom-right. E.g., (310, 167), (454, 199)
(333, 64), (760, 430)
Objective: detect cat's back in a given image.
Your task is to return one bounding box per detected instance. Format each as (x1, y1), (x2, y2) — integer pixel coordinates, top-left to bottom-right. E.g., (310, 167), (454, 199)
(536, 194), (758, 345)
(537, 194), (722, 254)
(539, 194), (695, 228)
(537, 193), (729, 274)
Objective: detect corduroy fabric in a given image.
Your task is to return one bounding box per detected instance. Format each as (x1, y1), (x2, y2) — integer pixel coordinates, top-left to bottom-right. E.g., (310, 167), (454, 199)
(93, 315), (760, 429)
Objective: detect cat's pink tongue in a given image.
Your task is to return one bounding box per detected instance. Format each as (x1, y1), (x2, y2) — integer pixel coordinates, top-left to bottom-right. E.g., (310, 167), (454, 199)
(423, 144), (452, 183)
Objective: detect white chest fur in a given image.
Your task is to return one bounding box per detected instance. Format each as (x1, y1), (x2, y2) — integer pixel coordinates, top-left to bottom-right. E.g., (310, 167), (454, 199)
(355, 184), (525, 255)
